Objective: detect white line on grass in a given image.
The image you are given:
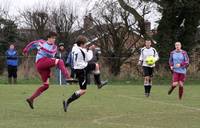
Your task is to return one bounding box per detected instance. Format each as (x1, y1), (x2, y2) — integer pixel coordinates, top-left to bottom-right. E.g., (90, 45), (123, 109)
(93, 113), (162, 128)
(118, 95), (200, 111)
(93, 115), (131, 127)
(93, 94), (200, 127)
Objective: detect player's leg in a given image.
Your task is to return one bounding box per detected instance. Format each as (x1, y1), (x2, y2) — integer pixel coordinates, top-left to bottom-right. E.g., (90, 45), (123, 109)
(26, 59), (51, 109)
(148, 67), (154, 96)
(168, 72), (179, 95)
(13, 66), (17, 84)
(92, 63), (107, 89)
(54, 59), (70, 79)
(26, 69), (50, 109)
(143, 66), (150, 97)
(148, 77), (152, 96)
(144, 76), (150, 97)
(178, 74), (185, 100)
(7, 66), (12, 84)
(63, 69), (86, 112)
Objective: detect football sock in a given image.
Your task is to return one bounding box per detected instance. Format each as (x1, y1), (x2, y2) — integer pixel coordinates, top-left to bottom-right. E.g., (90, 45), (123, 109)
(67, 92), (80, 105)
(179, 86), (184, 100)
(148, 85), (152, 94)
(168, 86), (176, 95)
(57, 60), (70, 79)
(29, 84), (49, 101)
(144, 85), (148, 94)
(94, 74), (101, 85)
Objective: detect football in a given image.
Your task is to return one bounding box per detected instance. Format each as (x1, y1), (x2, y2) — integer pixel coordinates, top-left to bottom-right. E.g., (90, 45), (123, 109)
(146, 56), (156, 65)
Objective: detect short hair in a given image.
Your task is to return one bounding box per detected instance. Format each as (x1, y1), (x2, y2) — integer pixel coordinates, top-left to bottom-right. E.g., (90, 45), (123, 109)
(9, 43), (15, 46)
(47, 31), (57, 38)
(75, 35), (88, 46)
(175, 41), (181, 45)
(145, 39), (151, 42)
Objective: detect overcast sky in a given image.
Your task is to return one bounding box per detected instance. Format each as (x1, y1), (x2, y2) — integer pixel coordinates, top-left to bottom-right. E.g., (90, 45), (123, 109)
(0, 0), (160, 29)
(0, 0), (92, 16)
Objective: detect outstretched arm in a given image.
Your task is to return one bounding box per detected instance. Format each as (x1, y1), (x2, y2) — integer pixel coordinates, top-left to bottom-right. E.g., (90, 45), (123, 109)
(23, 40), (46, 55)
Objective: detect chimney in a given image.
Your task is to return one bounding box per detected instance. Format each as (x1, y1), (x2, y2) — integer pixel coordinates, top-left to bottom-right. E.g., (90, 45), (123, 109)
(83, 13), (94, 30)
(144, 20), (151, 34)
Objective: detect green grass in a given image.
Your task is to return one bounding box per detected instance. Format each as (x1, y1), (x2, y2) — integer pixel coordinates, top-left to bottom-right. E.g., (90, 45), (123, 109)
(0, 84), (200, 128)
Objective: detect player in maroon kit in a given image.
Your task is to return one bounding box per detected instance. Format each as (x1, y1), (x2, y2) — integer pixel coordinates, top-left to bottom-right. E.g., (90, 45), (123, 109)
(23, 32), (75, 109)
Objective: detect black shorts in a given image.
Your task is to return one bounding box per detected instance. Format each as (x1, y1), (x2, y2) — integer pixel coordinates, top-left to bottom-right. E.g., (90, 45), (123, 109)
(143, 66), (154, 77)
(75, 63), (96, 89)
(7, 65), (17, 78)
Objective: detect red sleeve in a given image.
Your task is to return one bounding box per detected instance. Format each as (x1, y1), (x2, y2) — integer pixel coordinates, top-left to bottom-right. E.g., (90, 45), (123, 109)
(180, 51), (189, 67)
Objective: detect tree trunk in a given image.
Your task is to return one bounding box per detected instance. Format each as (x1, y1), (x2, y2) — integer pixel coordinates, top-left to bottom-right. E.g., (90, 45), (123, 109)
(117, 0), (148, 38)
(108, 57), (122, 76)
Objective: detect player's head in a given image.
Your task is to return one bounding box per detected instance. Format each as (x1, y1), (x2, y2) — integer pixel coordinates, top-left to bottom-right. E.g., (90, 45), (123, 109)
(9, 44), (15, 50)
(47, 32), (57, 44)
(145, 39), (151, 48)
(76, 35), (88, 47)
(175, 42), (182, 51)
(59, 43), (65, 51)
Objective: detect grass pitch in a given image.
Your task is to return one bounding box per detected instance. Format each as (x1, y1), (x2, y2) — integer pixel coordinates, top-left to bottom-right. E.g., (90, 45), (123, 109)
(0, 84), (200, 128)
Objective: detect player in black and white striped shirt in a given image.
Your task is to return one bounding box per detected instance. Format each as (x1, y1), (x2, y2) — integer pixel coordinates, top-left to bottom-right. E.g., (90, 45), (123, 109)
(62, 35), (107, 112)
(138, 40), (159, 97)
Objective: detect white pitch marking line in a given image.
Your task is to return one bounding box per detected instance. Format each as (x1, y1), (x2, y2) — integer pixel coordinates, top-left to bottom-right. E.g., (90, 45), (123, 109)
(118, 95), (200, 111)
(93, 113), (162, 128)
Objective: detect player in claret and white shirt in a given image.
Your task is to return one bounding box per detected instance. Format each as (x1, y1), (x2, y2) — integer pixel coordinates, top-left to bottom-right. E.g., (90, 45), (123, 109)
(23, 32), (75, 109)
(168, 42), (189, 100)
(63, 35), (107, 112)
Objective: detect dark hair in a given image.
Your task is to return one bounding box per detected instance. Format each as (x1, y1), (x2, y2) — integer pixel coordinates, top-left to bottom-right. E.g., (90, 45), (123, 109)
(75, 35), (88, 46)
(47, 31), (57, 38)
(145, 39), (151, 42)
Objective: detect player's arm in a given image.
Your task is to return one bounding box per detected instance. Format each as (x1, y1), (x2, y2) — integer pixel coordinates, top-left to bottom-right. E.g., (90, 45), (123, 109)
(5, 50), (17, 60)
(85, 49), (93, 62)
(180, 51), (189, 67)
(23, 39), (45, 55)
(138, 48), (143, 65)
(81, 45), (94, 62)
(5, 51), (12, 59)
(154, 48), (159, 62)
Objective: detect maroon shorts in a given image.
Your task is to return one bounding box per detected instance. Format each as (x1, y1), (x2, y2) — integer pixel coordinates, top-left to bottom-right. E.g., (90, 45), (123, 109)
(36, 57), (56, 82)
(173, 72), (186, 83)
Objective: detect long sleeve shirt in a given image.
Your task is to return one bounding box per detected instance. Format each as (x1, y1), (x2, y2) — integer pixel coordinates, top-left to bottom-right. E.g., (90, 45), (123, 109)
(71, 44), (93, 69)
(5, 49), (18, 66)
(23, 40), (57, 62)
(169, 50), (189, 74)
(139, 47), (159, 67)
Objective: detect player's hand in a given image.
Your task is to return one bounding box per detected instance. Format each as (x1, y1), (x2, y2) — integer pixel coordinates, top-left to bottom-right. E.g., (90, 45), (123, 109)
(89, 45), (96, 50)
(170, 66), (173, 70)
(176, 64), (181, 68)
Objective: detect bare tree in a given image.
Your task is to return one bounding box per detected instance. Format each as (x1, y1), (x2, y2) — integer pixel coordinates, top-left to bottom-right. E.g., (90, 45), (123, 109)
(19, 3), (51, 79)
(0, 0), (12, 19)
(90, 0), (145, 75)
(19, 4), (50, 39)
(117, 0), (151, 39)
(50, 1), (78, 49)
